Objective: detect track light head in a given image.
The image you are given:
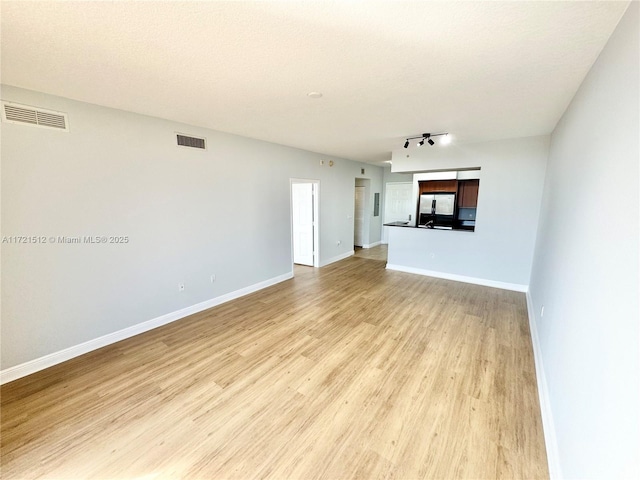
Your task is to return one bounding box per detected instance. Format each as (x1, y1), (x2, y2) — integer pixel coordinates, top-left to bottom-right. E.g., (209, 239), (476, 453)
(418, 139), (425, 147)
(428, 138), (435, 146)
(404, 140), (409, 148)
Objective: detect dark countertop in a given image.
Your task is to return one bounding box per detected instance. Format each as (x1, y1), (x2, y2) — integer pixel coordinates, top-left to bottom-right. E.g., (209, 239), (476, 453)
(384, 221), (474, 232)
(383, 221), (412, 227)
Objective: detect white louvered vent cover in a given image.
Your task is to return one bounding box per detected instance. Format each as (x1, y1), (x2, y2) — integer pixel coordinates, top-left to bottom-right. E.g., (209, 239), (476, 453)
(1, 102), (69, 131)
(177, 133), (206, 149)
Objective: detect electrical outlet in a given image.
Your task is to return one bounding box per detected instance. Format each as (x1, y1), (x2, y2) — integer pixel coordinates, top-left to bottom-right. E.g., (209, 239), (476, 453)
(210, 274), (216, 283)
(178, 283), (185, 292)
(337, 240), (341, 246)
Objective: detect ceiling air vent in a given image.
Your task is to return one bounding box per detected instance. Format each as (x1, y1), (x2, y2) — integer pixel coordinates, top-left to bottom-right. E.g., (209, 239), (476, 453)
(1, 102), (69, 131)
(177, 133), (206, 150)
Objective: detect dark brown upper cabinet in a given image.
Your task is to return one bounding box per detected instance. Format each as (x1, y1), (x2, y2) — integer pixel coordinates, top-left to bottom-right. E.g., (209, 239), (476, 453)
(457, 179), (479, 208)
(419, 179), (458, 194)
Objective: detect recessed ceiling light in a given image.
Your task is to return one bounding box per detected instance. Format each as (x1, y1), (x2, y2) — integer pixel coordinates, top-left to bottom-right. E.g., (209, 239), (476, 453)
(307, 92), (323, 98)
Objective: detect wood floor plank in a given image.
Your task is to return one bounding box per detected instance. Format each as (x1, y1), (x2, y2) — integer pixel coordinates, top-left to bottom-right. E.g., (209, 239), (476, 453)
(1, 248), (548, 479)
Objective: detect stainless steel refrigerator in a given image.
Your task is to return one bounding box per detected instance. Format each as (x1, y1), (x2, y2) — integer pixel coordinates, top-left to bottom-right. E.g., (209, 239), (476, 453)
(418, 193), (456, 229)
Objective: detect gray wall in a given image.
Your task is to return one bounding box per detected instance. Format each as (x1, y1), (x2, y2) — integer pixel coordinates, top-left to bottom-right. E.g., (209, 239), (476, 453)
(367, 179), (383, 246)
(390, 135), (549, 287)
(355, 175), (384, 247)
(382, 166), (412, 185)
(529, 3), (639, 478)
(0, 85), (382, 369)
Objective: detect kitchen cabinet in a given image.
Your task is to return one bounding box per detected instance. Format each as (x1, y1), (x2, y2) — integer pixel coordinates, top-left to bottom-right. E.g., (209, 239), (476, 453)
(419, 179), (457, 194)
(414, 178), (479, 232)
(457, 180), (479, 207)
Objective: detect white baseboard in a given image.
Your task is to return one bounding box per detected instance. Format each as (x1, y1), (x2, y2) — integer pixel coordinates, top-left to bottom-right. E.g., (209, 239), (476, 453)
(385, 264), (528, 292)
(526, 291), (562, 479)
(320, 250), (354, 267)
(0, 271), (294, 385)
(362, 241), (381, 249)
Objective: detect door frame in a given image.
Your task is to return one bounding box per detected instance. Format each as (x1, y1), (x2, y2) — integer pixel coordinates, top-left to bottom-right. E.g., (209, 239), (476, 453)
(354, 185), (366, 247)
(354, 178), (371, 248)
(290, 178), (320, 269)
(382, 181), (413, 244)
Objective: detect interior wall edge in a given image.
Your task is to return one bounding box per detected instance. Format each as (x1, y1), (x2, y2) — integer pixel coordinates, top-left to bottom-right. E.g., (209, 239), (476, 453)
(1, 84), (385, 370)
(385, 263), (528, 292)
(526, 290), (563, 479)
(0, 271), (293, 385)
(319, 250), (355, 267)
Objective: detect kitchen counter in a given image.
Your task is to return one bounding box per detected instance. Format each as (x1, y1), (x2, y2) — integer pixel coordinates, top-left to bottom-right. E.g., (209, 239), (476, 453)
(385, 226), (529, 292)
(383, 221), (411, 227)
(384, 221), (473, 232)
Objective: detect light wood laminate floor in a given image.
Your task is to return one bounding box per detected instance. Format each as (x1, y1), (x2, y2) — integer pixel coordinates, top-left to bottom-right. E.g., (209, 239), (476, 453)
(354, 244), (388, 261)
(1, 252), (548, 479)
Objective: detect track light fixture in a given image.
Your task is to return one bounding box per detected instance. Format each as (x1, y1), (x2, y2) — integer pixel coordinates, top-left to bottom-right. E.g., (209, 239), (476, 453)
(403, 132), (449, 148)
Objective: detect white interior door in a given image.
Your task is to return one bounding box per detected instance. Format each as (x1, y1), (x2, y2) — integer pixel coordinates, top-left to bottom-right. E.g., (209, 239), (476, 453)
(384, 182), (414, 222)
(354, 186), (365, 247)
(383, 182), (414, 243)
(292, 183), (314, 266)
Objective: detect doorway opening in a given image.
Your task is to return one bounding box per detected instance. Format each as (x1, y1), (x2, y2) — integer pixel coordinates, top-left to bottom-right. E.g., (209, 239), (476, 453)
(354, 178), (370, 248)
(290, 179), (319, 269)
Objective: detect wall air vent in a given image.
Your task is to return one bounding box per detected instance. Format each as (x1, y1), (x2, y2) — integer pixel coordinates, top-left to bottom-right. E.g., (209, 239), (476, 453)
(176, 133), (206, 150)
(1, 102), (69, 131)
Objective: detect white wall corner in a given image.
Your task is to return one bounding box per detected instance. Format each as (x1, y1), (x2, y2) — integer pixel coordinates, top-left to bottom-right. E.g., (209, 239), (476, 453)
(526, 291), (563, 479)
(362, 241), (381, 249)
(385, 264), (528, 292)
(0, 271), (294, 385)
(320, 250), (355, 267)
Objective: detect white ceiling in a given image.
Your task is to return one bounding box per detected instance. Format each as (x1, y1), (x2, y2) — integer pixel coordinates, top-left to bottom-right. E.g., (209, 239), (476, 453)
(0, 1), (629, 164)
